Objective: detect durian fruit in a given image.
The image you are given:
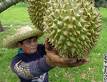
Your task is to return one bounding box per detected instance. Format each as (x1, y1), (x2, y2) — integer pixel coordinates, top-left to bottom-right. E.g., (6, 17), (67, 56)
(27, 0), (48, 32)
(43, 0), (102, 58)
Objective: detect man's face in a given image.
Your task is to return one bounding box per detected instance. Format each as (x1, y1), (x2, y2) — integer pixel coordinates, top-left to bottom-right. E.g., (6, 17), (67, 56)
(19, 37), (38, 54)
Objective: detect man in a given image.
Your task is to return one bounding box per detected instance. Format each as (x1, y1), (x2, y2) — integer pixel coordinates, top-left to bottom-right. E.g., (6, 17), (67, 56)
(3, 26), (87, 82)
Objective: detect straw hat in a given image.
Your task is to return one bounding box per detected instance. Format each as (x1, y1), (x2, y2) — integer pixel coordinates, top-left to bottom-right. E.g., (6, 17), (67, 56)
(2, 25), (42, 48)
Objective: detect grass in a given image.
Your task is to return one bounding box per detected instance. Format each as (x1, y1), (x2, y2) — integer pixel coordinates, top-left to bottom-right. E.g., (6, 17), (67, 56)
(0, 3), (30, 27)
(0, 4), (107, 82)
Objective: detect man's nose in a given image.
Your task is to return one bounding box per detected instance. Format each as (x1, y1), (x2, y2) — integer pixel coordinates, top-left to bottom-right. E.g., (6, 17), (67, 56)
(31, 42), (36, 46)
(30, 41), (36, 46)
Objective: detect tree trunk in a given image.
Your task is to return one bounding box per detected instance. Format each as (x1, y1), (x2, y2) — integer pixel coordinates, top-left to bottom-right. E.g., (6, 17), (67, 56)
(0, 0), (22, 13)
(94, 0), (107, 8)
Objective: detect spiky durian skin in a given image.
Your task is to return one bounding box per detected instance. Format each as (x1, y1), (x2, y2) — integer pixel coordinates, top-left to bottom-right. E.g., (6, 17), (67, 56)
(27, 0), (48, 31)
(44, 0), (102, 58)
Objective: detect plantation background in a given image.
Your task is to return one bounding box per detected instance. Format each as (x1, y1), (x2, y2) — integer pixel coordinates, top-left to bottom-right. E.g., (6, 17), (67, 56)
(0, 3), (107, 82)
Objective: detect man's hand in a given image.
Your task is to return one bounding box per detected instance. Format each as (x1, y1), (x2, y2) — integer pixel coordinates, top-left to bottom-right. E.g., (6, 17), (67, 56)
(45, 38), (88, 67)
(45, 38), (58, 54)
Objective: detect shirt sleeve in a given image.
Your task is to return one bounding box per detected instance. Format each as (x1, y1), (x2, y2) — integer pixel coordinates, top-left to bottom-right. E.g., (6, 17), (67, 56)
(11, 55), (53, 80)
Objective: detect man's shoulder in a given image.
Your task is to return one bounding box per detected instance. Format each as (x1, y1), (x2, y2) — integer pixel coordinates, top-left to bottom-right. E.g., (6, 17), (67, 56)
(13, 52), (23, 60)
(12, 48), (24, 60)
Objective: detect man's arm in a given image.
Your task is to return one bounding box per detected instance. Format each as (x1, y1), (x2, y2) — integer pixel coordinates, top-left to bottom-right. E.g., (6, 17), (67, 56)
(45, 39), (88, 67)
(45, 51), (87, 67)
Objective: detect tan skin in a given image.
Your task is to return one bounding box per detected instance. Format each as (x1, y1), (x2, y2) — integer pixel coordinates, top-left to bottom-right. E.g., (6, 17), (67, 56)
(18, 37), (88, 67)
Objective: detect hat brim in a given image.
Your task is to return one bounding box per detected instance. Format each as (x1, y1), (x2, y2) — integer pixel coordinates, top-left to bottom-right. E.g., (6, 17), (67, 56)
(3, 29), (43, 48)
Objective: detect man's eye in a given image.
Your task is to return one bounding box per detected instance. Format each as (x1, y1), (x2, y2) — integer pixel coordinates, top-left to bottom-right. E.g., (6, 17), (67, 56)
(32, 39), (37, 42)
(25, 40), (31, 44)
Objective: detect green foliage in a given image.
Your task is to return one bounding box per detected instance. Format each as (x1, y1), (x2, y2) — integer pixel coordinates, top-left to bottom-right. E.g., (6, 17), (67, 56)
(0, 6), (106, 82)
(0, 0), (6, 1)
